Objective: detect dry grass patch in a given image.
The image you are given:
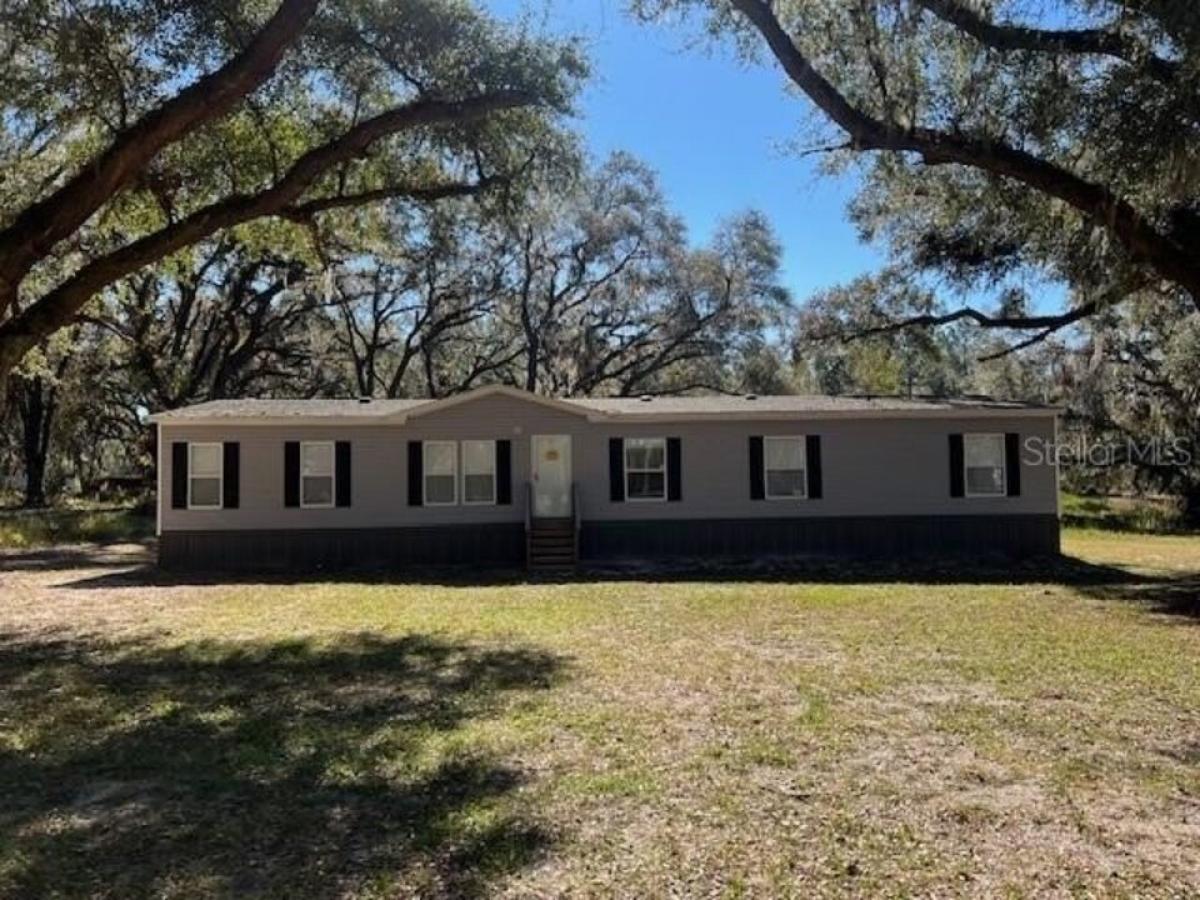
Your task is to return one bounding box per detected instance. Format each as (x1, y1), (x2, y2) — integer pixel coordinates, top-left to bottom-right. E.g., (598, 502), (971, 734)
(1, 531), (1198, 897)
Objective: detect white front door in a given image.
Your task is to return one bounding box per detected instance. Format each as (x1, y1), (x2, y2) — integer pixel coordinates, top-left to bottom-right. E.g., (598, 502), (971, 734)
(531, 435), (572, 518)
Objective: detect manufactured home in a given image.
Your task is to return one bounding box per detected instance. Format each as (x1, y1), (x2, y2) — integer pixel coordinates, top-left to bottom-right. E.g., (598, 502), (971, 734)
(150, 385), (1060, 571)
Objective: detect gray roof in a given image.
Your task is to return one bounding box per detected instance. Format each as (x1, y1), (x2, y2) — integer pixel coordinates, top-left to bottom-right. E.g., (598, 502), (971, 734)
(570, 394), (1050, 415)
(152, 388), (1055, 422)
(156, 398), (429, 419)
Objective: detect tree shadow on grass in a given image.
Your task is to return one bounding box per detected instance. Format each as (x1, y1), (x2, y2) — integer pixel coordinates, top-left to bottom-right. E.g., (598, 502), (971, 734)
(0, 542), (152, 572)
(0, 630), (566, 898)
(1076, 573), (1200, 620)
(44, 546), (1159, 589)
(12, 541), (1198, 623)
(2, 540), (1158, 591)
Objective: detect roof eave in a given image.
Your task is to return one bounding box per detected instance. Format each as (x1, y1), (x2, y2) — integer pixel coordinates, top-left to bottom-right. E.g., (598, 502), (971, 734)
(149, 414), (401, 426)
(588, 407), (1059, 422)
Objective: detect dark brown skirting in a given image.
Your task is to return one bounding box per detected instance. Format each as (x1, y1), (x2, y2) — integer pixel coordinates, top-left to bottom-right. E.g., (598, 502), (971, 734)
(579, 514), (1060, 560)
(159, 514), (1060, 571)
(158, 524), (525, 571)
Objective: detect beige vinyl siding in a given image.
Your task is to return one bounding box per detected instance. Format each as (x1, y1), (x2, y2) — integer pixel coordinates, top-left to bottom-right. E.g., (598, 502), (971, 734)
(159, 392), (1058, 532)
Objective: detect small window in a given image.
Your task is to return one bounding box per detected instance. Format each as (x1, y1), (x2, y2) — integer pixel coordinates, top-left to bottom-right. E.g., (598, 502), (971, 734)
(301, 441), (335, 508)
(424, 441), (457, 505)
(188, 443), (223, 509)
(764, 436), (807, 499)
(462, 440), (496, 505)
(964, 433), (1006, 497)
(625, 437), (666, 501)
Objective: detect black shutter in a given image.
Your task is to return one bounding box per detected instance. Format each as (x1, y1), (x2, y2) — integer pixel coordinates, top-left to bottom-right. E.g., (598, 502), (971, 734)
(171, 442), (188, 509)
(496, 440), (512, 505)
(949, 434), (965, 498)
(223, 442), (240, 509)
(1005, 432), (1022, 497)
(667, 437), (682, 501)
(749, 436), (765, 500)
(608, 438), (625, 502)
(806, 435), (822, 499)
(336, 441), (352, 507)
(284, 441), (300, 508)
(407, 441), (423, 506)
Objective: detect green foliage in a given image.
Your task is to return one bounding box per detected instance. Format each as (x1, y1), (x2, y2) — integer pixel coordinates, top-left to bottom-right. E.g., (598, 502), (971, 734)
(1060, 493), (1188, 535)
(1064, 292), (1200, 518)
(0, 506), (153, 548)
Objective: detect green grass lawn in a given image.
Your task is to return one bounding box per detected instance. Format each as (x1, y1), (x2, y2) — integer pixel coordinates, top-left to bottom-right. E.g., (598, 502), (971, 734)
(1, 530), (1198, 897)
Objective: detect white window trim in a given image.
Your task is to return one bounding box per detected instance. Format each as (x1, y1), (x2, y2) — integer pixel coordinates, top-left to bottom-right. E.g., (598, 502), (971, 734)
(963, 432), (1007, 498)
(625, 437), (668, 503)
(300, 440), (336, 509)
(423, 440), (458, 506)
(461, 439), (497, 506)
(763, 435), (808, 500)
(187, 441), (223, 510)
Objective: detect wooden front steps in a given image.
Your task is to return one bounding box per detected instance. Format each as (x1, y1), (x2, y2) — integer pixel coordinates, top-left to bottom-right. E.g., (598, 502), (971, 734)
(527, 517), (577, 573)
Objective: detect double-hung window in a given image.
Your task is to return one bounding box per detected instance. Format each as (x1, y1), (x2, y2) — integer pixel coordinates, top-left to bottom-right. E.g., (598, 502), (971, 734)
(462, 440), (496, 505)
(188, 443), (223, 509)
(764, 437), (807, 499)
(964, 433), (1006, 497)
(423, 441), (457, 505)
(301, 441), (335, 507)
(625, 437), (666, 501)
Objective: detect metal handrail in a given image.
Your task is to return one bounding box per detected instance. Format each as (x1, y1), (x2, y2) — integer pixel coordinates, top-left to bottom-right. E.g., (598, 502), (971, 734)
(524, 481), (533, 532)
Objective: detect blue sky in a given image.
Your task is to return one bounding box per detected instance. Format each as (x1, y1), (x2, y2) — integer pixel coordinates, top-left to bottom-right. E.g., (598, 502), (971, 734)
(486, 0), (886, 302)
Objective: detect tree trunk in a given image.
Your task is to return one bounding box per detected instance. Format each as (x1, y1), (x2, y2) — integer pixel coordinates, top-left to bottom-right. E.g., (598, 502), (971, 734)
(22, 443), (47, 509)
(1180, 482), (1200, 528)
(523, 334), (539, 393)
(17, 376), (54, 508)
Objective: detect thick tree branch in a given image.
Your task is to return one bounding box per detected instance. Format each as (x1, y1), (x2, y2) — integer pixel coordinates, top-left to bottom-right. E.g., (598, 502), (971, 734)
(913, 0), (1179, 84)
(728, 0), (1200, 305)
(826, 301), (1097, 344)
(0, 92), (533, 377)
(279, 175), (502, 221)
(0, 0), (320, 305)
(816, 300), (1098, 360)
(976, 323), (1081, 361)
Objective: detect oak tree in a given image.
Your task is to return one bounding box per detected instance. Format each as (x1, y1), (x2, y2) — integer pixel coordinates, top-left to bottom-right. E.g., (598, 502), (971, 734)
(639, 0), (1199, 346)
(0, 0), (584, 382)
